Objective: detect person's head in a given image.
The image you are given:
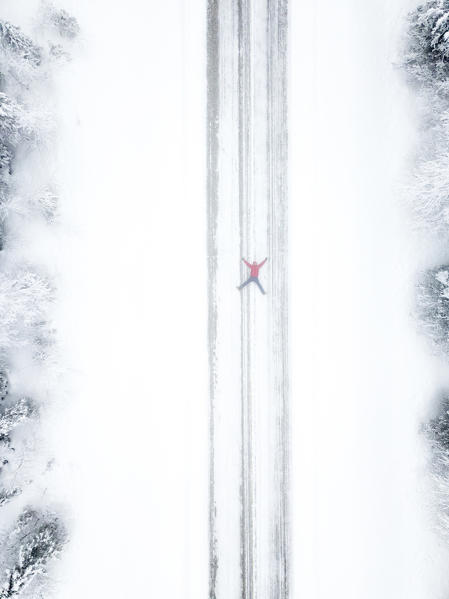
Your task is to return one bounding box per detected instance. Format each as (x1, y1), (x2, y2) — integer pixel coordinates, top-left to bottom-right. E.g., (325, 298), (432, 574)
(253, 261), (257, 265)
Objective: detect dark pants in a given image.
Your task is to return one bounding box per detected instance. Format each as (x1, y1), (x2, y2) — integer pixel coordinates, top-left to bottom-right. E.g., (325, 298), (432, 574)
(238, 276), (266, 295)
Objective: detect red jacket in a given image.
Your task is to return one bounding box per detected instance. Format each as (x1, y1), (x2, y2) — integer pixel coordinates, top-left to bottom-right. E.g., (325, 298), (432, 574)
(243, 258), (267, 277)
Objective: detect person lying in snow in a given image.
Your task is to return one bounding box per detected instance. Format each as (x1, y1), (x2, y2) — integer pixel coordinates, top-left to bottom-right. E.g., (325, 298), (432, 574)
(237, 257), (267, 295)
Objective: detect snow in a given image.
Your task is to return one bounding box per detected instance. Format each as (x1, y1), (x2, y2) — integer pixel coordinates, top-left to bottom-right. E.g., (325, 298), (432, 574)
(0, 0), (446, 598)
(0, 1), (207, 598)
(291, 1), (449, 598)
(47, 2), (209, 599)
(436, 270), (449, 285)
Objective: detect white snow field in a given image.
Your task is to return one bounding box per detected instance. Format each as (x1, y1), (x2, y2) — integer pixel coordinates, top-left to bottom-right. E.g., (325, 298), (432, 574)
(46, 2), (209, 599)
(51, 0), (449, 597)
(1, 0), (447, 598)
(291, 1), (449, 598)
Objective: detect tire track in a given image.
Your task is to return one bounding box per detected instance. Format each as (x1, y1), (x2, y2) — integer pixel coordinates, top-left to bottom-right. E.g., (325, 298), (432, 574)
(206, 1), (220, 596)
(238, 1), (255, 597)
(267, 2), (289, 596)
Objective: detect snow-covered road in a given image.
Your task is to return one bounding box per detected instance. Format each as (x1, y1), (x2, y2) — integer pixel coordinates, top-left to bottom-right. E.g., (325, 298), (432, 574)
(207, 2), (288, 597)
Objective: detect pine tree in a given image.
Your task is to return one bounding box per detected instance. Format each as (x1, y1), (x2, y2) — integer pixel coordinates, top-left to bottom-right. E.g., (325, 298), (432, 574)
(0, 371), (9, 401)
(0, 23), (41, 67)
(402, 3), (449, 233)
(417, 266), (449, 352)
(0, 398), (35, 442)
(0, 396), (36, 510)
(0, 94), (31, 148)
(42, 5), (80, 39)
(0, 510), (66, 598)
(404, 0), (449, 90)
(424, 395), (449, 451)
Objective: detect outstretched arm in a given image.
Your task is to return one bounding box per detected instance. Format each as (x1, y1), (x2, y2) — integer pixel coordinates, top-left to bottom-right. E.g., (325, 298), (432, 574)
(258, 257), (268, 268)
(242, 258), (251, 268)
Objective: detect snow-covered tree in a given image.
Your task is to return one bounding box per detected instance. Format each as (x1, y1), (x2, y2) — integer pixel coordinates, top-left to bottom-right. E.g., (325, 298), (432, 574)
(6, 186), (59, 223)
(0, 371), (9, 401)
(0, 7), (78, 596)
(0, 509), (66, 598)
(410, 149), (449, 234)
(0, 23), (41, 67)
(35, 187), (58, 222)
(416, 265), (449, 352)
(402, 3), (449, 235)
(424, 395), (449, 451)
(0, 145), (13, 176)
(0, 269), (52, 351)
(0, 488), (20, 507)
(0, 92), (47, 196)
(0, 398), (35, 443)
(0, 94), (34, 147)
(404, 0), (449, 91)
(41, 4), (80, 40)
(421, 395), (449, 536)
(0, 396), (36, 510)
